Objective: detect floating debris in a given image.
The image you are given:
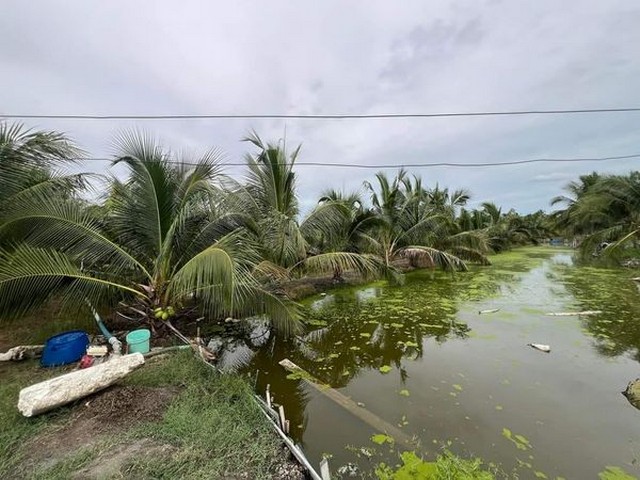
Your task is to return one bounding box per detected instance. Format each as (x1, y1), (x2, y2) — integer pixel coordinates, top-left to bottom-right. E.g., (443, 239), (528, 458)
(622, 378), (640, 410)
(336, 463), (359, 477)
(528, 343), (551, 353)
(545, 310), (602, 316)
(371, 433), (394, 445)
(479, 308), (501, 315)
(502, 428), (531, 451)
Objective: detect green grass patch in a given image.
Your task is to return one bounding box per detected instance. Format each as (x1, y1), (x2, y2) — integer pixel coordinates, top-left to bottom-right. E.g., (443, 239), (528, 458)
(1, 352), (294, 479)
(31, 448), (101, 480)
(125, 352), (289, 478)
(0, 361), (72, 477)
(0, 301), (95, 349)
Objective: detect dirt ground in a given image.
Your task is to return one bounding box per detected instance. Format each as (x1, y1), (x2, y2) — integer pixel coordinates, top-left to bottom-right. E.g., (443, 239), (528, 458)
(16, 385), (178, 477)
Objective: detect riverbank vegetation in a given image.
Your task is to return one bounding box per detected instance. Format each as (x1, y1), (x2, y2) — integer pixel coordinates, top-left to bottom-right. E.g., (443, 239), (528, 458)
(551, 171), (640, 262)
(0, 122), (557, 336)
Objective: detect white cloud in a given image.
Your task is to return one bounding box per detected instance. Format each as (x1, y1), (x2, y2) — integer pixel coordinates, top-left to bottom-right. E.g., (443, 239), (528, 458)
(1, 0), (639, 212)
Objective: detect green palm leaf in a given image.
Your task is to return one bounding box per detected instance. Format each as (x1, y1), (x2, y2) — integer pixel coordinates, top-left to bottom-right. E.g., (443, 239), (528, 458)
(293, 252), (384, 279)
(398, 246), (468, 271)
(0, 245), (142, 320)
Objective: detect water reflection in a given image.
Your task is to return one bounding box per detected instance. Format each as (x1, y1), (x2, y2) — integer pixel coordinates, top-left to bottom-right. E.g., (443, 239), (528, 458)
(555, 263), (640, 361)
(223, 261), (529, 443)
(218, 248), (640, 478)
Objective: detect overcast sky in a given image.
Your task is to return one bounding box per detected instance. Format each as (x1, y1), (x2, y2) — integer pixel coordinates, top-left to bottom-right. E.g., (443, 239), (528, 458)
(2, 0), (639, 213)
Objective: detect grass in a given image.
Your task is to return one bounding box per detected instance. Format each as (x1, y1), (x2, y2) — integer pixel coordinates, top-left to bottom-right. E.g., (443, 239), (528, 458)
(0, 301), (94, 349)
(122, 352), (289, 478)
(0, 360), (73, 476)
(0, 351), (294, 479)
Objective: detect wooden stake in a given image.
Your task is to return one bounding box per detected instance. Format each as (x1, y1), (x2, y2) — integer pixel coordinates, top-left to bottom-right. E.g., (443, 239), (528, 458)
(278, 405), (286, 431)
(319, 457), (331, 480)
(266, 384), (272, 409)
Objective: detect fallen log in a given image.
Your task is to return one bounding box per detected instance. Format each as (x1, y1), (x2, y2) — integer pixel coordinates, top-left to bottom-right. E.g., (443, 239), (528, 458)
(0, 345), (44, 362)
(17, 353), (145, 417)
(279, 358), (416, 449)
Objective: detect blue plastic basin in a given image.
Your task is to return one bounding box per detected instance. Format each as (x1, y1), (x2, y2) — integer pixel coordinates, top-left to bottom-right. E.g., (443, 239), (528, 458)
(41, 330), (90, 367)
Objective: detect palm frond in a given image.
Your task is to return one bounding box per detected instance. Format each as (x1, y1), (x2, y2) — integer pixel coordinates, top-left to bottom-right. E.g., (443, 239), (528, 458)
(0, 245), (141, 320)
(300, 200), (351, 243)
(446, 246), (491, 265)
(602, 228), (640, 257)
(293, 252), (384, 279)
(260, 214), (306, 267)
(0, 193), (151, 279)
(252, 260), (291, 282)
(1, 122), (85, 211)
(398, 246), (468, 271)
(168, 231), (249, 312)
(0, 121), (83, 167)
(111, 130), (177, 257)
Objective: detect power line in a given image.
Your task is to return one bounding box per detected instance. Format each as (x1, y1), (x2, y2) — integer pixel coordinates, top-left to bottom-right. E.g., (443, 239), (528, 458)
(75, 153), (640, 169)
(3, 107), (640, 121)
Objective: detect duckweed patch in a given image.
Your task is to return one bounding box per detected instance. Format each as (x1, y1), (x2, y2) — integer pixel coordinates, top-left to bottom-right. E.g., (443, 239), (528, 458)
(502, 428), (531, 451)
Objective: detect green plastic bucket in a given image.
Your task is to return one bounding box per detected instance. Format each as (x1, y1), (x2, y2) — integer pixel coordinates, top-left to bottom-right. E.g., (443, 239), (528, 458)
(126, 329), (151, 354)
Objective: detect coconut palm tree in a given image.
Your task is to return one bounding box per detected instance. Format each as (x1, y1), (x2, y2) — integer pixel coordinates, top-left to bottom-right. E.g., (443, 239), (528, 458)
(428, 184), (471, 218)
(363, 171), (489, 270)
(570, 172), (640, 256)
(456, 201), (553, 253)
(0, 132), (302, 334)
(0, 122), (86, 242)
(314, 189), (384, 280)
(231, 131), (384, 282)
(550, 172), (602, 236)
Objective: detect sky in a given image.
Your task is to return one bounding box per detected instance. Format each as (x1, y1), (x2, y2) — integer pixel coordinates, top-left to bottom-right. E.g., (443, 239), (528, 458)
(1, 0), (639, 213)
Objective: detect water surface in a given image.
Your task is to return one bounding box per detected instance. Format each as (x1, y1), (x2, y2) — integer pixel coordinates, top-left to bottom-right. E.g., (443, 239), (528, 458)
(228, 247), (640, 478)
